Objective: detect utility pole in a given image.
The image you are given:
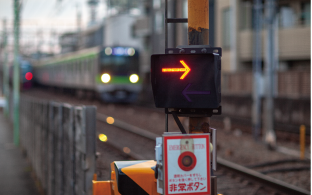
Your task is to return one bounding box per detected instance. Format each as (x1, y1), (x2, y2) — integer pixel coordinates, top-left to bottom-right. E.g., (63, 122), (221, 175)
(188, 0), (209, 46)
(230, 0), (238, 71)
(188, 1), (218, 194)
(87, 0), (99, 26)
(50, 29), (54, 55)
(77, 4), (82, 31)
(13, 0), (21, 146)
(187, 0), (210, 133)
(2, 19), (9, 117)
(37, 29), (42, 58)
(264, 0), (276, 148)
(252, 0), (262, 141)
(76, 3), (82, 49)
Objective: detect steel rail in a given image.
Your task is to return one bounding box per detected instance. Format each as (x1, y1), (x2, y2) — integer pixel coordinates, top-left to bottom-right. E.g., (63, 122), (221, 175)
(96, 112), (310, 195)
(217, 157), (310, 195)
(97, 113), (158, 140)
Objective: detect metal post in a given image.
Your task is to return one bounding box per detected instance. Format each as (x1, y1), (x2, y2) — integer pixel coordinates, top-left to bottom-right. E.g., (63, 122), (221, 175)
(37, 29), (42, 57)
(165, 0), (168, 49)
(230, 0), (237, 71)
(87, 0), (99, 26)
(76, 3), (81, 50)
(2, 19), (9, 116)
(264, 0), (276, 148)
(252, 0), (262, 141)
(300, 125), (306, 160)
(13, 0), (21, 146)
(188, 0), (210, 134)
(188, 1), (216, 193)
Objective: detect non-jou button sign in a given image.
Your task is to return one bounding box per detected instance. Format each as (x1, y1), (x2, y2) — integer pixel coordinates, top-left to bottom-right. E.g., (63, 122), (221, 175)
(163, 134), (211, 195)
(151, 53), (221, 109)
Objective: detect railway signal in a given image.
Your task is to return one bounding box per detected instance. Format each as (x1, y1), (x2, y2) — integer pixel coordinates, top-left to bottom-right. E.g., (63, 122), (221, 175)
(150, 0), (221, 194)
(151, 50), (221, 114)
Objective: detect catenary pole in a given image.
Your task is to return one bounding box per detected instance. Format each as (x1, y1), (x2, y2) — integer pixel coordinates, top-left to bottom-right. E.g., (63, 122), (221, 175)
(188, 1), (218, 194)
(13, 0), (21, 146)
(264, 0), (276, 148)
(252, 0), (262, 141)
(2, 19), (9, 116)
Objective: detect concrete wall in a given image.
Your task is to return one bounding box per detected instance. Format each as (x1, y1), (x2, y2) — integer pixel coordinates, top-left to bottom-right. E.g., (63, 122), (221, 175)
(221, 95), (310, 133)
(238, 27), (311, 61)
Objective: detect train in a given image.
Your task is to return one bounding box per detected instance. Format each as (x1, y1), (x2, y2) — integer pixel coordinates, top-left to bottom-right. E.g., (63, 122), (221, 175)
(9, 59), (34, 90)
(32, 46), (142, 103)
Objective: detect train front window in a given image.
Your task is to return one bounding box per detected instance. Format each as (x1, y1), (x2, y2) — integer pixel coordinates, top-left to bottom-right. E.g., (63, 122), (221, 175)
(99, 47), (139, 74)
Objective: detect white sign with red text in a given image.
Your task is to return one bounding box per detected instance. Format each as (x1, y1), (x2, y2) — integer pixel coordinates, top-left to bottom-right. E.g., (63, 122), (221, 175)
(163, 134), (211, 195)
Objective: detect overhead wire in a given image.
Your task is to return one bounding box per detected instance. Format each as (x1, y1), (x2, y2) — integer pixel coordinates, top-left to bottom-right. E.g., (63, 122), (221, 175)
(14, 0), (74, 54)
(47, 0), (74, 18)
(47, 0), (64, 18)
(24, 0), (48, 19)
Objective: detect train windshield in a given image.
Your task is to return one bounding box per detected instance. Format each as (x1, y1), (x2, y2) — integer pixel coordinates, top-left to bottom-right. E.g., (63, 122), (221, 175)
(99, 47), (139, 74)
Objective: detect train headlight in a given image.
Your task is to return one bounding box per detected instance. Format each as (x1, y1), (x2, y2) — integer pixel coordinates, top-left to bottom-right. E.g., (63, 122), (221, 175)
(105, 47), (112, 55)
(101, 73), (111, 83)
(127, 48), (135, 56)
(129, 74), (139, 83)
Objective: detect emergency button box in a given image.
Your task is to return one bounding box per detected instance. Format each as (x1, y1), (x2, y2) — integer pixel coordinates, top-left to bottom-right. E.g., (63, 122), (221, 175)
(163, 134), (211, 195)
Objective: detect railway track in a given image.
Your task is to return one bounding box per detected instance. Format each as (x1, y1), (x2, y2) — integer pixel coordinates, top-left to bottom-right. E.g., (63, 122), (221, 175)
(21, 89), (311, 194)
(96, 112), (310, 195)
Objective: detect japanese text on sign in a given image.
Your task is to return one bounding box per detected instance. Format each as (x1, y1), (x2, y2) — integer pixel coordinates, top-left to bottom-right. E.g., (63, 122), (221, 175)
(164, 135), (211, 195)
(169, 182), (206, 192)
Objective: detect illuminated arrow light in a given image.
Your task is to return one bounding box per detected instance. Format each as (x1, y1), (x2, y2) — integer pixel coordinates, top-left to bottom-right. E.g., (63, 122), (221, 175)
(162, 60), (191, 79)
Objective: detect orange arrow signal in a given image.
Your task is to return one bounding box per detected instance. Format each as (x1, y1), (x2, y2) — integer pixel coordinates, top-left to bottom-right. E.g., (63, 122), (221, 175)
(162, 60), (191, 79)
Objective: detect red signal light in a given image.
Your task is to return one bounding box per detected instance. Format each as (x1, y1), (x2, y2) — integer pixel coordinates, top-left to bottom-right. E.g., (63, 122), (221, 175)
(25, 72), (33, 81)
(162, 60), (191, 79)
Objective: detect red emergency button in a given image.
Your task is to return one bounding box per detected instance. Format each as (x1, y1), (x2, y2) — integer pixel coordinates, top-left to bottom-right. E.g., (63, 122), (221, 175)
(178, 151), (197, 171)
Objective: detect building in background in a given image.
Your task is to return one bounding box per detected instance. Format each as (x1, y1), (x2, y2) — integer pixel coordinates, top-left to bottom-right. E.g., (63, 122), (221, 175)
(59, 13), (143, 52)
(78, 23), (104, 50)
(59, 32), (79, 54)
(216, 0), (310, 134)
(216, 0), (310, 99)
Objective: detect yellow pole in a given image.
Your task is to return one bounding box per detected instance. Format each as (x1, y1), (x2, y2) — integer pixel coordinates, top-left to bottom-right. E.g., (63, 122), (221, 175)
(188, 2), (217, 195)
(188, 0), (209, 45)
(300, 125), (306, 160)
(188, 0), (210, 133)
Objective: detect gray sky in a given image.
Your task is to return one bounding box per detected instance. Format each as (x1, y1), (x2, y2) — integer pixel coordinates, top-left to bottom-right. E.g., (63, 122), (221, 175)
(0, 0), (107, 28)
(0, 0), (107, 53)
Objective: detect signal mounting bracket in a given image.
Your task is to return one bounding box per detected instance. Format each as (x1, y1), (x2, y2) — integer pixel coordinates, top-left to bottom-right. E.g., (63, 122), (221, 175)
(165, 45), (222, 56)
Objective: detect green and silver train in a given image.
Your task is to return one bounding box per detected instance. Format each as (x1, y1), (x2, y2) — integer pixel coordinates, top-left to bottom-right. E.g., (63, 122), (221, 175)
(33, 46), (142, 103)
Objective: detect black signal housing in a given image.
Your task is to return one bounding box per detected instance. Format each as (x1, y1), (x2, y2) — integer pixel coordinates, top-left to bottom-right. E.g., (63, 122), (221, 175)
(151, 47), (221, 117)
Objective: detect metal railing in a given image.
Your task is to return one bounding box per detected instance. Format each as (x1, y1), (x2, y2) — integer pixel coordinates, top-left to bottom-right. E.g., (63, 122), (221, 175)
(20, 95), (96, 195)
